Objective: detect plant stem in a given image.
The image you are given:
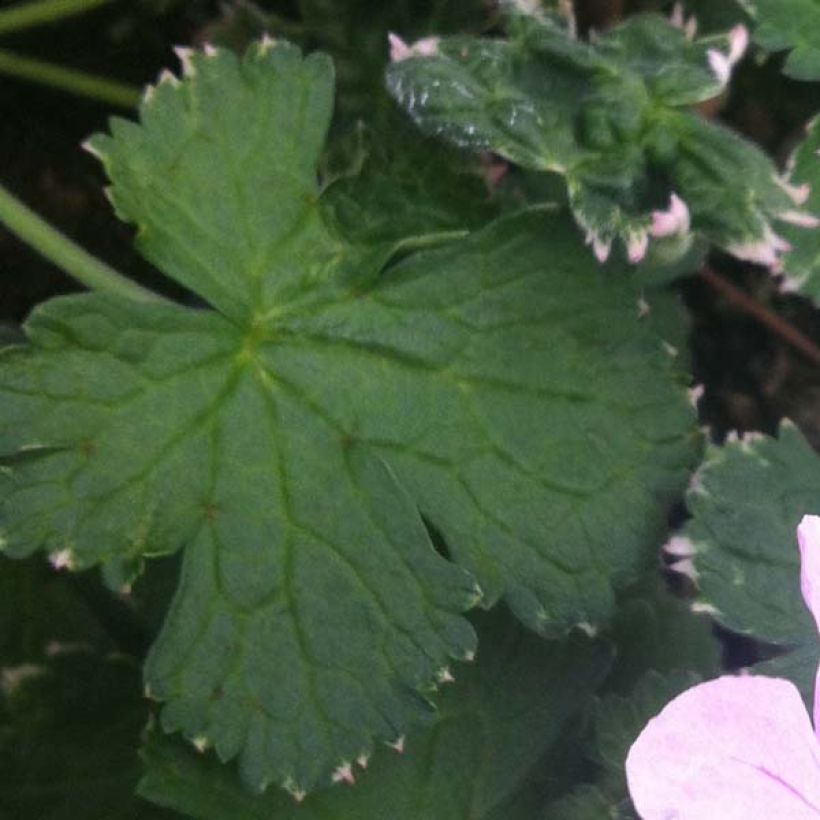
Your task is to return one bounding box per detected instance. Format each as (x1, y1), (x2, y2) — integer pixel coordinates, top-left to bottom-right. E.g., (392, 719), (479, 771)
(0, 0), (113, 36)
(0, 49), (139, 108)
(0, 182), (165, 304)
(700, 265), (820, 367)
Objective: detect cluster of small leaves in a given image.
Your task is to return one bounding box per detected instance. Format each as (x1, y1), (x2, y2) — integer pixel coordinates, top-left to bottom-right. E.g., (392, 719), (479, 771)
(386, 1), (816, 267)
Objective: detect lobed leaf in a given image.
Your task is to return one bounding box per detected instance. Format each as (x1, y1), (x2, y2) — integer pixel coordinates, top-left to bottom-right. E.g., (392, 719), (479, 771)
(386, 6), (815, 268)
(138, 610), (611, 819)
(0, 42), (698, 794)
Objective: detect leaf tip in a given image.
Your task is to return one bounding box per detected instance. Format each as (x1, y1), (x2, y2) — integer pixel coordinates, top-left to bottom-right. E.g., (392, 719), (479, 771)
(81, 138), (104, 162)
(157, 68), (180, 89)
(258, 33), (277, 55)
(627, 231), (649, 264)
(49, 548), (75, 571)
(778, 209), (820, 228)
(331, 761), (356, 785)
(575, 621), (597, 638)
(356, 752), (370, 770)
(191, 735), (209, 753)
(650, 193), (691, 238)
(436, 666), (456, 685)
(687, 383), (704, 409)
(174, 46), (196, 77)
(690, 600), (720, 616)
(283, 777), (307, 803)
(386, 735), (406, 754)
(637, 296), (650, 318)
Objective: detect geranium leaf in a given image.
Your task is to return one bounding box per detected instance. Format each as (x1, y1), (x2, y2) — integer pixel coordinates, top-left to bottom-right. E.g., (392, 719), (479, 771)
(676, 422), (820, 645)
(138, 610), (612, 819)
(0, 42), (697, 795)
(386, 6), (815, 268)
(740, 0), (820, 80)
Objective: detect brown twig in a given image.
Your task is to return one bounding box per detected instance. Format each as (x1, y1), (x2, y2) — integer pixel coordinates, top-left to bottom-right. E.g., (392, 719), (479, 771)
(699, 265), (820, 368)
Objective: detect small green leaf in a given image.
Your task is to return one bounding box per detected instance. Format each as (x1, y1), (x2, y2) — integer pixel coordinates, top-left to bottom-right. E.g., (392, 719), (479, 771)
(0, 650), (176, 820)
(740, 0), (820, 80)
(0, 42), (698, 794)
(678, 422), (820, 645)
(779, 115), (820, 299)
(139, 610), (612, 819)
(387, 8), (814, 267)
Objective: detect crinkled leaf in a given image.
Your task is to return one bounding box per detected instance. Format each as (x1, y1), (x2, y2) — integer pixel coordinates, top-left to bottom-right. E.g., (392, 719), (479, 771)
(0, 42), (697, 794)
(740, 0), (820, 80)
(780, 115), (820, 299)
(0, 650), (176, 820)
(387, 8), (814, 267)
(678, 421), (820, 644)
(139, 610), (612, 819)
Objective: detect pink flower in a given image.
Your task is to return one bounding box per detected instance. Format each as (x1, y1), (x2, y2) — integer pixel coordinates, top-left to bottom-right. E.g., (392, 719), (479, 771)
(626, 515), (820, 819)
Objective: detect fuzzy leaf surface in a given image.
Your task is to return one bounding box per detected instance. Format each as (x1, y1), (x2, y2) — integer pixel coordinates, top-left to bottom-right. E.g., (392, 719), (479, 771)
(0, 42), (697, 794)
(740, 0), (820, 79)
(139, 611), (612, 820)
(387, 9), (812, 268)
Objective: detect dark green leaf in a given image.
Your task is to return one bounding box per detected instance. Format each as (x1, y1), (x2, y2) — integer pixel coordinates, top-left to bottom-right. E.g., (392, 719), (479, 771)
(0, 42), (698, 794)
(139, 610), (611, 819)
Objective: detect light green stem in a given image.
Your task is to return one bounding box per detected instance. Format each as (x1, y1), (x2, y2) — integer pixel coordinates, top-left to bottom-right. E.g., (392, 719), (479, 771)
(0, 49), (139, 108)
(0, 0), (113, 36)
(0, 183), (165, 304)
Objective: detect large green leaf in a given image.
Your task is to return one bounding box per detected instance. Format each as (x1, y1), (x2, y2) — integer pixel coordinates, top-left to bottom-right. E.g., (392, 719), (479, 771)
(139, 610), (611, 819)
(740, 0), (820, 80)
(0, 650), (177, 820)
(386, 6), (815, 268)
(0, 42), (697, 794)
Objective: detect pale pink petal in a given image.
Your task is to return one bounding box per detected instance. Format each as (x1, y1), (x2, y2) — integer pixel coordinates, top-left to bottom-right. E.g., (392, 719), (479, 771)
(798, 515), (820, 635)
(626, 676), (820, 819)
